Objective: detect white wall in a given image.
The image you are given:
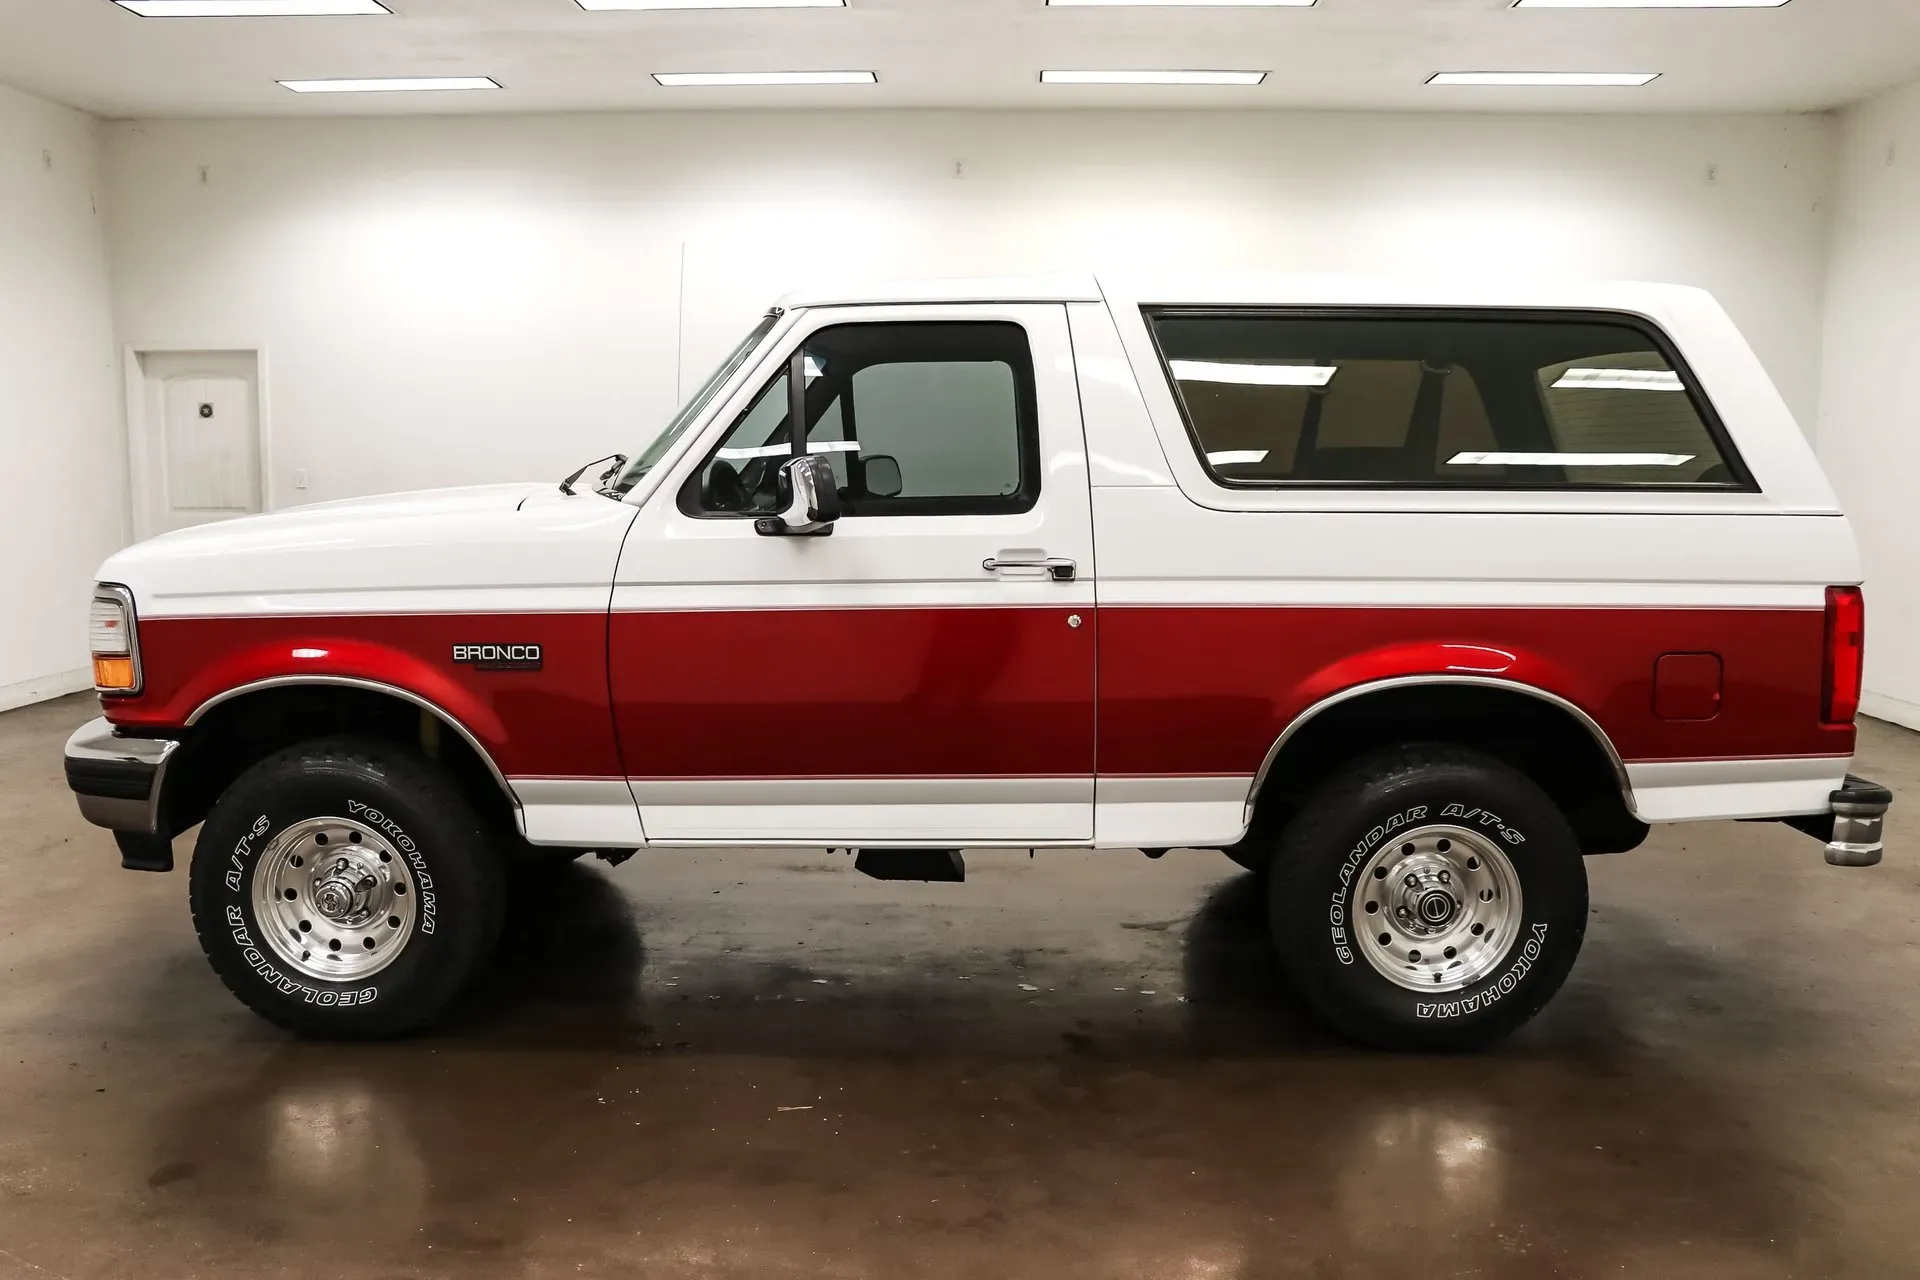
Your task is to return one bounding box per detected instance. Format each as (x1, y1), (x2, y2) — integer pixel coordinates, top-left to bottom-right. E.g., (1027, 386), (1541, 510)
(1818, 77), (1920, 729)
(0, 83), (123, 712)
(103, 109), (1835, 509)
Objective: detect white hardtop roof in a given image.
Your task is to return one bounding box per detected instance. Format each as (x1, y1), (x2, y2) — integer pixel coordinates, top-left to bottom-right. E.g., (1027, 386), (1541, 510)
(776, 273), (1103, 309)
(776, 272), (1718, 317)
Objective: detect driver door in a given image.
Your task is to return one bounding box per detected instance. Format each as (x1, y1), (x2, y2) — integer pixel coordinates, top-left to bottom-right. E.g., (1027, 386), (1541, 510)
(609, 303), (1096, 845)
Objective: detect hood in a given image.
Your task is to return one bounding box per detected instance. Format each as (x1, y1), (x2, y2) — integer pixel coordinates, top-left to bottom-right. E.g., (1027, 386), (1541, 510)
(100, 482), (639, 619)
(124, 483), (544, 558)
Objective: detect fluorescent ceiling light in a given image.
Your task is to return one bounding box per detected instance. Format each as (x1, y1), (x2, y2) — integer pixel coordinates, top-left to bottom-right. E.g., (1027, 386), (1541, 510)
(579, 0), (841, 7)
(1049, 0), (1311, 6)
(1449, 452), (1695, 466)
(280, 76), (500, 92)
(1172, 360), (1336, 386)
(1552, 367), (1685, 392)
(1429, 71), (1659, 86)
(654, 70), (876, 86)
(1043, 69), (1268, 85)
(1207, 450), (1272, 465)
(1515, 0), (1784, 7)
(118, 0), (387, 12)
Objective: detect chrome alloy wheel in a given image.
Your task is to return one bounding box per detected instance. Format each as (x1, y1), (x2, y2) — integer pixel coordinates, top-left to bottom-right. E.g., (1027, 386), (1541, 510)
(251, 817), (418, 982)
(1352, 824), (1523, 993)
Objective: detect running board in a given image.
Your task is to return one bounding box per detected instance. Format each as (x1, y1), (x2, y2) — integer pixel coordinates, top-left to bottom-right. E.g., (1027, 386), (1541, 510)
(853, 849), (966, 882)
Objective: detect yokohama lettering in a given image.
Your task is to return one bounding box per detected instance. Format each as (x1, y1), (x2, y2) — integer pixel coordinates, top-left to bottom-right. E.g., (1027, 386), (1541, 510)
(346, 799), (437, 934)
(1416, 922), (1550, 1019)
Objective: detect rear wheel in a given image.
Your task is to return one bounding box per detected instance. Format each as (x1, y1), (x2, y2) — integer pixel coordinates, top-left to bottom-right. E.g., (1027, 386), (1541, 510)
(188, 738), (505, 1039)
(1268, 744), (1588, 1051)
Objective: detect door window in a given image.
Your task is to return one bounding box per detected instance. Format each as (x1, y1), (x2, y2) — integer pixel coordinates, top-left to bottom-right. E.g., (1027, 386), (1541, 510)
(681, 321), (1040, 517)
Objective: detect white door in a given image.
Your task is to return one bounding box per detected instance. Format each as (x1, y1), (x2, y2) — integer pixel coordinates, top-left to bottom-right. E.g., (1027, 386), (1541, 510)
(132, 350), (262, 537)
(610, 303), (1098, 845)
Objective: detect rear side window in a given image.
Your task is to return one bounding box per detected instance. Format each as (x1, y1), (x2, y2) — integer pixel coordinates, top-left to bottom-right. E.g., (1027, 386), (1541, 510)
(1146, 310), (1750, 490)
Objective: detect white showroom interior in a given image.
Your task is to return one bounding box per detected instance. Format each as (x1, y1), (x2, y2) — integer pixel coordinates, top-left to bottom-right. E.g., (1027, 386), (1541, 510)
(1, 0), (1917, 724)
(11, 4), (1920, 1277)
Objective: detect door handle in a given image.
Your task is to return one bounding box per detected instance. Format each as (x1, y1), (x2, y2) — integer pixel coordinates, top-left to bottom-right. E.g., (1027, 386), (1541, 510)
(982, 553), (1077, 583)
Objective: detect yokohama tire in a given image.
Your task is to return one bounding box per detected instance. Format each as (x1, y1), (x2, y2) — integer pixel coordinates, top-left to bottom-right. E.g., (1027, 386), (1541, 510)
(1269, 744), (1589, 1051)
(188, 738), (506, 1039)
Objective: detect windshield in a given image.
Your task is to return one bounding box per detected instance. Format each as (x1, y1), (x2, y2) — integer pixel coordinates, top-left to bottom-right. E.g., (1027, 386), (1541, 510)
(607, 310), (782, 496)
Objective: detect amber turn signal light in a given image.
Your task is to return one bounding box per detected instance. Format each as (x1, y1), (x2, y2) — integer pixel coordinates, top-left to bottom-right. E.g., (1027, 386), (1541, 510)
(92, 657), (136, 691)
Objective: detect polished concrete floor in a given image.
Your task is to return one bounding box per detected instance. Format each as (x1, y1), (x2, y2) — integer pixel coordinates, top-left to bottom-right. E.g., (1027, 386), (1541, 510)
(3, 692), (1919, 1278)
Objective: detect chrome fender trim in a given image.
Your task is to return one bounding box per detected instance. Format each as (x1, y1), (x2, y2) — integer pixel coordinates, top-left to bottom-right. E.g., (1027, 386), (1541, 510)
(185, 675), (524, 833)
(1243, 674), (1636, 828)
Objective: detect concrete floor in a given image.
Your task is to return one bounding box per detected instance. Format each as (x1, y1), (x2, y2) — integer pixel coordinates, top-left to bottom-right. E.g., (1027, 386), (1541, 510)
(2, 694), (1919, 1278)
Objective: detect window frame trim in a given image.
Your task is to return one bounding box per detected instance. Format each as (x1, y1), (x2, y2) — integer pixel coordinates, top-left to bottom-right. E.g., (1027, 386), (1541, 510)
(676, 318), (1045, 520)
(1140, 305), (1759, 494)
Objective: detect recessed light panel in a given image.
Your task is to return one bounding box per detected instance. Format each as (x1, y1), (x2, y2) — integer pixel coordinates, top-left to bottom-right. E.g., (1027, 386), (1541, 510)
(279, 76), (502, 92)
(117, 0), (388, 13)
(1428, 71), (1660, 86)
(578, 0), (843, 8)
(1042, 69), (1268, 85)
(653, 70), (877, 85)
(1514, 0), (1785, 7)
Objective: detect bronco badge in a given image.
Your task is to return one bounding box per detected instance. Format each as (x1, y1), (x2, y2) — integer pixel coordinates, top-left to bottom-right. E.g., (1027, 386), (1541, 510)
(452, 643), (543, 671)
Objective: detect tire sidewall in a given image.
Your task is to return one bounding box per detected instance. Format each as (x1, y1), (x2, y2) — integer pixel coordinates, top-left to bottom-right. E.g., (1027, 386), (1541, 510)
(1277, 755), (1588, 1047)
(190, 752), (486, 1032)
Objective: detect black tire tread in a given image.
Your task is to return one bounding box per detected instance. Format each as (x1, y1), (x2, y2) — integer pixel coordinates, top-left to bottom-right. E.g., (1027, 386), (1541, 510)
(187, 736), (506, 1039)
(1269, 742), (1586, 1051)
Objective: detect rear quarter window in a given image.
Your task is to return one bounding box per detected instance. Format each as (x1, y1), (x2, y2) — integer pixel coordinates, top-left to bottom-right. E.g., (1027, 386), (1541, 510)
(1145, 309), (1753, 491)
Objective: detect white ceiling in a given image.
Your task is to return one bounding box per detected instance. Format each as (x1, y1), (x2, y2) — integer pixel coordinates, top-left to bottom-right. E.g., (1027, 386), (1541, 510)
(1, 0), (1917, 119)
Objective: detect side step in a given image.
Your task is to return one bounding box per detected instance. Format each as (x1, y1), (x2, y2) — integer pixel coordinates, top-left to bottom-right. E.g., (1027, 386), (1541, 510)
(854, 849), (966, 882)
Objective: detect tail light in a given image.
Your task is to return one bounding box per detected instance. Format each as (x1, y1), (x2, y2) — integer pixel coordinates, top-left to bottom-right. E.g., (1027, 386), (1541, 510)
(89, 584), (142, 696)
(1821, 585), (1864, 725)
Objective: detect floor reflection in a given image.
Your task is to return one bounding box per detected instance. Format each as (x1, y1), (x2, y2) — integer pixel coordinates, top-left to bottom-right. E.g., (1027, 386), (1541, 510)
(130, 857), (1837, 1276)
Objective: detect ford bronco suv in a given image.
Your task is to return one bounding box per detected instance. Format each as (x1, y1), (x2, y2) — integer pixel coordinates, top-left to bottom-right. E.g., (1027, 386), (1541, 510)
(65, 275), (1892, 1050)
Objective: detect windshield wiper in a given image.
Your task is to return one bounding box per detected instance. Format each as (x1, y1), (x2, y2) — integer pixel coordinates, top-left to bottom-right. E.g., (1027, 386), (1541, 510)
(559, 454), (627, 497)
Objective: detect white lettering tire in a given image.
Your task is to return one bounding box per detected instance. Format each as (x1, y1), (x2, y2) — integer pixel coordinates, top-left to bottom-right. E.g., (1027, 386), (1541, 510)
(187, 738), (506, 1039)
(1268, 744), (1589, 1051)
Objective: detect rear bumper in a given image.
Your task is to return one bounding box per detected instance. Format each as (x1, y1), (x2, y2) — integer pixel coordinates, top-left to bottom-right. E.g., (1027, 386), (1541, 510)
(1781, 774), (1893, 867)
(64, 717), (179, 837)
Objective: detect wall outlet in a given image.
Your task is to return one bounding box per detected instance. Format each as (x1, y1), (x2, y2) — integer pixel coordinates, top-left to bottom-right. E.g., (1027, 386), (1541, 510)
(293, 469), (309, 490)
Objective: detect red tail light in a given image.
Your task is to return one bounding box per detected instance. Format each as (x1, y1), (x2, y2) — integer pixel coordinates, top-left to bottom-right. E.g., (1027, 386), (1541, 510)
(1822, 585), (1865, 725)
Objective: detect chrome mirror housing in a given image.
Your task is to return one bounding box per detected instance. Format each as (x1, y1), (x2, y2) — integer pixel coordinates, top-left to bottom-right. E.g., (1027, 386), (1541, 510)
(755, 453), (841, 537)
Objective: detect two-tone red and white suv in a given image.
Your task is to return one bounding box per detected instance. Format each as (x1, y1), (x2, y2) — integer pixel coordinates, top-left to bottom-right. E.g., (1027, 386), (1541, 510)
(65, 274), (1891, 1048)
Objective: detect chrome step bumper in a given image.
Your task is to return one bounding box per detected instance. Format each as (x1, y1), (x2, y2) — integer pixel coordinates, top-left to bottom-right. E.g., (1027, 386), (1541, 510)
(1782, 774), (1892, 867)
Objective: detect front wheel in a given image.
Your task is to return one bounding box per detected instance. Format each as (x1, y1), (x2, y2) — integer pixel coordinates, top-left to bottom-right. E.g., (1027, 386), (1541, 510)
(188, 737), (506, 1039)
(1268, 745), (1588, 1051)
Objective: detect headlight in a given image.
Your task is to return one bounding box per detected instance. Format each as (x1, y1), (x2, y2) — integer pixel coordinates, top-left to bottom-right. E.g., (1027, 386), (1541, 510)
(90, 584), (142, 695)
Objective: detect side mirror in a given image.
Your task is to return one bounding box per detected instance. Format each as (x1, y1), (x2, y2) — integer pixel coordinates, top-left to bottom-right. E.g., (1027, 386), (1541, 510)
(755, 453), (841, 537)
(862, 453), (903, 499)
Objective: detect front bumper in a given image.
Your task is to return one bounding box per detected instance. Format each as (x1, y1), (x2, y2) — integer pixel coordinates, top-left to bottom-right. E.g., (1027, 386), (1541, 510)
(1782, 774), (1893, 867)
(64, 716), (178, 837)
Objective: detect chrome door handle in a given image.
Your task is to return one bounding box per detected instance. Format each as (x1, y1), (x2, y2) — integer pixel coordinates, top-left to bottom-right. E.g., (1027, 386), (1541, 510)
(982, 554), (1077, 583)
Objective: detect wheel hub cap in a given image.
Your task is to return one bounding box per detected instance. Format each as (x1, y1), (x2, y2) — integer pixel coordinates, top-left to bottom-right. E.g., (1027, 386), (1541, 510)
(250, 817), (418, 982)
(311, 856), (380, 924)
(1352, 824), (1523, 993)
